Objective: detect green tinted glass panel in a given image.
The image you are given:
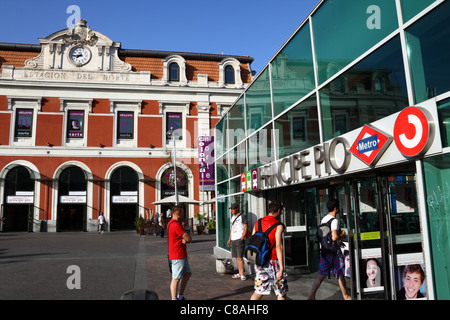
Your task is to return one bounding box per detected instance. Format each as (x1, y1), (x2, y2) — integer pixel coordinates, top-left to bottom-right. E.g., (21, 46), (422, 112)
(217, 197), (230, 249)
(246, 68), (272, 134)
(406, 1), (450, 104)
(275, 94), (320, 158)
(229, 177), (241, 194)
(437, 98), (450, 148)
(214, 117), (226, 158)
(320, 36), (408, 141)
(313, 0), (398, 85)
(248, 122), (273, 170)
(227, 96), (245, 149)
(401, 0), (436, 22)
(217, 194), (248, 249)
(271, 22), (315, 117)
(228, 141), (246, 178)
(217, 181), (228, 197)
(423, 154), (450, 299)
(215, 156), (228, 183)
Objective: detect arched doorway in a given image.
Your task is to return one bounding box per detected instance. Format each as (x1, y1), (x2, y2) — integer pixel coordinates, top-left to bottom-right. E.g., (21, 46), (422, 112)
(2, 166), (35, 232)
(160, 166), (188, 219)
(57, 166), (87, 232)
(110, 166), (138, 230)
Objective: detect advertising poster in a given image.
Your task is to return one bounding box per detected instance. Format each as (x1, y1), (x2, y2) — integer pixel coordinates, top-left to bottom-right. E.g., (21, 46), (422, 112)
(16, 109), (33, 137)
(167, 113), (181, 136)
(341, 242), (350, 278)
(395, 253), (427, 300)
(198, 136), (214, 190)
(67, 110), (84, 138)
(360, 248), (384, 293)
(118, 111), (133, 139)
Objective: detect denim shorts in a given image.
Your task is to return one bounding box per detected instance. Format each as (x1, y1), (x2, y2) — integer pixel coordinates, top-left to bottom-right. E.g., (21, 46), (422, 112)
(170, 257), (191, 279)
(231, 239), (244, 258)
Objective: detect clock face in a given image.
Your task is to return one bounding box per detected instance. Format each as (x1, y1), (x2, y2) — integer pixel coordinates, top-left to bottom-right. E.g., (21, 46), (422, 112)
(69, 46), (90, 66)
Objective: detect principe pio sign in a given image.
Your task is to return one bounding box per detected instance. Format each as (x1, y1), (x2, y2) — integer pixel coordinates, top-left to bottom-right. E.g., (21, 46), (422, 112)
(244, 100), (442, 191)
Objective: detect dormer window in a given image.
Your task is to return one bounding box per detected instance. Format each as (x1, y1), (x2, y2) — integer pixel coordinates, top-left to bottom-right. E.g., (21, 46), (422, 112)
(163, 55), (187, 85)
(169, 63), (180, 82)
(218, 57), (242, 87)
(225, 65), (235, 84)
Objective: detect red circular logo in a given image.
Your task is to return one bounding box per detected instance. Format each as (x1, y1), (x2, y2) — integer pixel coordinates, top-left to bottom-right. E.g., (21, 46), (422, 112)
(394, 107), (432, 158)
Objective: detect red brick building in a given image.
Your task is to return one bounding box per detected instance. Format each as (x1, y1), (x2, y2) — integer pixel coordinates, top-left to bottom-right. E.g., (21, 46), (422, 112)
(0, 20), (253, 232)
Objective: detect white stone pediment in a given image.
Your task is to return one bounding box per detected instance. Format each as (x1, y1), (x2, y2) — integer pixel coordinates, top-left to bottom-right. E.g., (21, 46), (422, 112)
(24, 20), (131, 73)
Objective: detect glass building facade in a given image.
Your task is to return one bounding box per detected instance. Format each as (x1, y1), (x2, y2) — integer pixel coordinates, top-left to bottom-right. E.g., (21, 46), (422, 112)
(214, 0), (450, 300)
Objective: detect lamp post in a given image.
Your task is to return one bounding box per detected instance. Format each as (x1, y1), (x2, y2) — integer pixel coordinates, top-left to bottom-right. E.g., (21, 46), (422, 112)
(168, 127), (178, 205)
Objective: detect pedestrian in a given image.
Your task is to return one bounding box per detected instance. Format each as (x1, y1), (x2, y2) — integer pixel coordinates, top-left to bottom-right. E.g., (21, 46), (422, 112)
(167, 205), (192, 300)
(308, 199), (351, 300)
(98, 212), (105, 234)
(250, 201), (288, 300)
(227, 203), (248, 281)
(157, 212), (165, 238)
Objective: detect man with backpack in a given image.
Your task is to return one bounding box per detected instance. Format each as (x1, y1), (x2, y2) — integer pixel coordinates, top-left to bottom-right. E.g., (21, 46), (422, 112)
(308, 199), (351, 300)
(249, 201), (288, 300)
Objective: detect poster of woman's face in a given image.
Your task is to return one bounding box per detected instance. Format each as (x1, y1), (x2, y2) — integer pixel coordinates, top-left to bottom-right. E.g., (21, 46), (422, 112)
(344, 250), (350, 278)
(360, 258), (383, 292)
(396, 264), (426, 300)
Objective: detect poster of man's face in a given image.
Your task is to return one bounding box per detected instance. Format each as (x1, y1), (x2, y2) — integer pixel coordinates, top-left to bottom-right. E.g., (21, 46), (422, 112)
(395, 264), (426, 300)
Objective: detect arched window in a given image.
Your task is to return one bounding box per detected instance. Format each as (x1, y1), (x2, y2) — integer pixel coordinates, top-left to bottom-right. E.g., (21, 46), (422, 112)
(225, 65), (235, 84)
(111, 166), (138, 195)
(59, 167), (87, 194)
(218, 57), (242, 87)
(160, 167), (188, 219)
(4, 166), (34, 196)
(169, 63), (180, 82)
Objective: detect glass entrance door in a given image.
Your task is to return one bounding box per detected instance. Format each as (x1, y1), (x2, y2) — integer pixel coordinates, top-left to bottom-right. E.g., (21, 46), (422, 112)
(380, 173), (426, 300)
(352, 176), (388, 299)
(351, 171), (427, 300)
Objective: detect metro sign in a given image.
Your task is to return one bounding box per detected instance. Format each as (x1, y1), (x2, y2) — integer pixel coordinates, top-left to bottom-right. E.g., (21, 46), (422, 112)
(394, 106), (434, 158)
(350, 124), (392, 166)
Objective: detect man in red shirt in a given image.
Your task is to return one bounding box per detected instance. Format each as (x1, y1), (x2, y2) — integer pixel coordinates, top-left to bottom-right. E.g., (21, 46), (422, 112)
(167, 205), (192, 300)
(250, 201), (288, 300)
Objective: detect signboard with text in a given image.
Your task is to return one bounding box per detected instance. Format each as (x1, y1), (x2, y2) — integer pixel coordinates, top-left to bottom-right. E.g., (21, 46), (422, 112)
(198, 136), (215, 191)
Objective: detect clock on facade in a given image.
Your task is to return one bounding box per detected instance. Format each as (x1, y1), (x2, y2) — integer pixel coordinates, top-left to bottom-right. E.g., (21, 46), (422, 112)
(69, 46), (91, 66)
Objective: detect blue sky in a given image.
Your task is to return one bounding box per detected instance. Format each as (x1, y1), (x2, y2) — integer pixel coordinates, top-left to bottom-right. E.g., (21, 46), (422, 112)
(0, 0), (320, 73)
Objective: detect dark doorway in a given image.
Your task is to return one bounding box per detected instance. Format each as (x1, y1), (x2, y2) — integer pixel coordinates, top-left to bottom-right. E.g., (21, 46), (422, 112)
(110, 166), (138, 230)
(57, 204), (85, 231)
(2, 166), (34, 232)
(57, 166), (87, 232)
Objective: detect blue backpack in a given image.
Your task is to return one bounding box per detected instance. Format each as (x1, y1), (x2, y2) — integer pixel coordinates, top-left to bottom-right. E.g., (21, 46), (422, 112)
(245, 219), (282, 266)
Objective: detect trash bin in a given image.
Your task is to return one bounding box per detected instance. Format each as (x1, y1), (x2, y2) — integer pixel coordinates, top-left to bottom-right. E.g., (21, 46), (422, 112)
(216, 259), (233, 274)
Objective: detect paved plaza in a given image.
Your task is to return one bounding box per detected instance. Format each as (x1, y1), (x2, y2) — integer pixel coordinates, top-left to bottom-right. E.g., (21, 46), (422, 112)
(0, 231), (346, 300)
